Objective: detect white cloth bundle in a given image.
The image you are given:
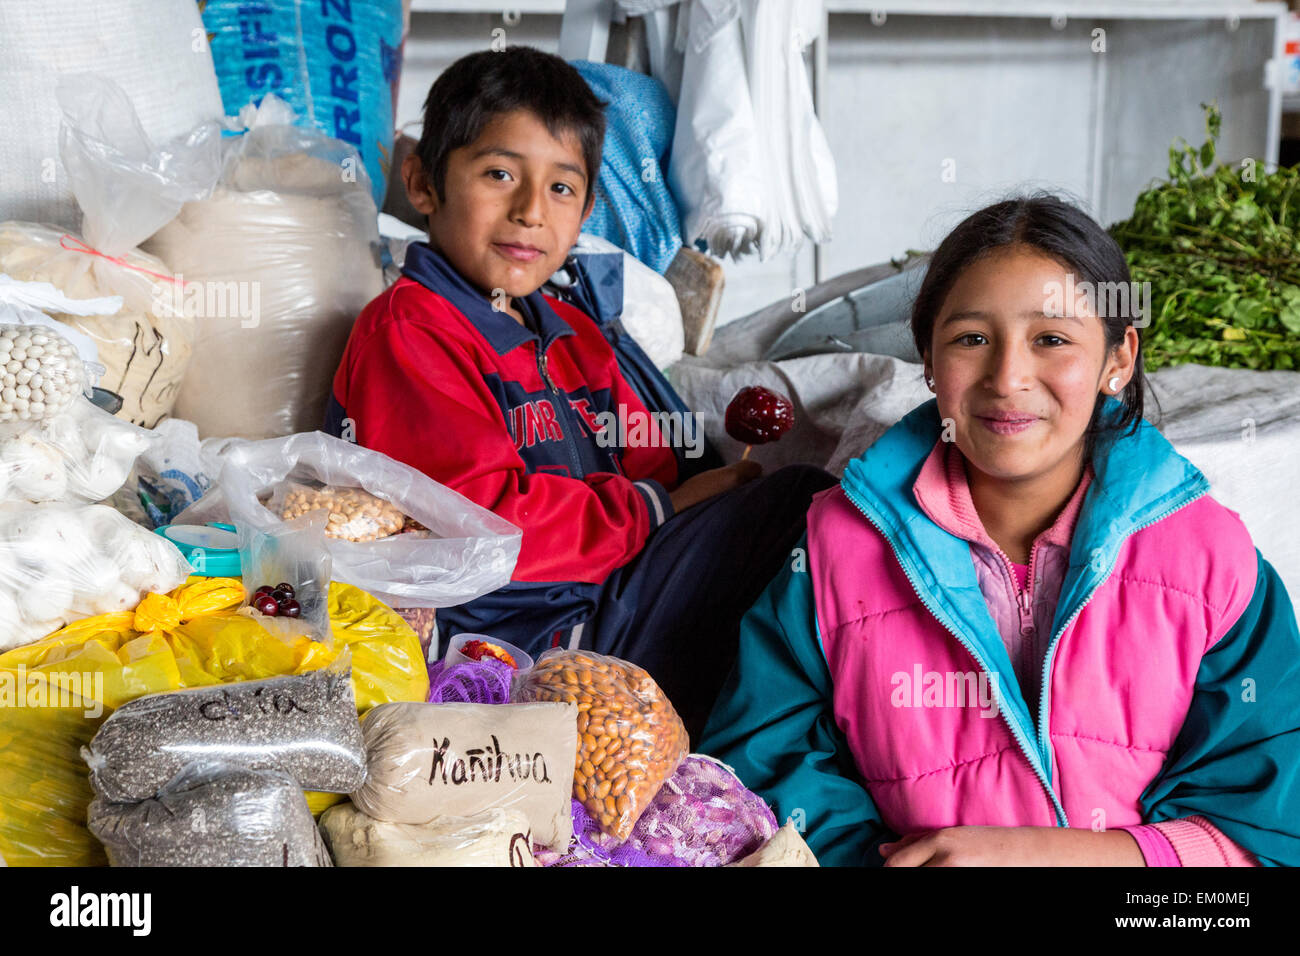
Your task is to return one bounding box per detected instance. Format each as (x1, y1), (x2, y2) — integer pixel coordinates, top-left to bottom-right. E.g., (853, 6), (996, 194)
(666, 0), (837, 261)
(569, 233), (686, 369)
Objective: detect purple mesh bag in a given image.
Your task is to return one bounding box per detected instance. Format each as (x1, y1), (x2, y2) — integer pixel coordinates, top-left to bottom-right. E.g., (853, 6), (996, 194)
(534, 755), (778, 867)
(419, 663), (778, 865)
(425, 658), (513, 704)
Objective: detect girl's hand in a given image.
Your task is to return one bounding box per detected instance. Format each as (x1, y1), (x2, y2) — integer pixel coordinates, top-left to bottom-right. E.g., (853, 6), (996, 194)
(878, 826), (1146, 866)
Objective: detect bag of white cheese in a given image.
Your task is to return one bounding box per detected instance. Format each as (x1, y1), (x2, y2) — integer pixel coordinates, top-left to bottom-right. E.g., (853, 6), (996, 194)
(0, 502), (192, 651)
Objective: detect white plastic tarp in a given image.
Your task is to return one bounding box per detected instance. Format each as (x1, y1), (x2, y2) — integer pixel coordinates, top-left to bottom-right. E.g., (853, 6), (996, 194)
(673, 350), (1300, 602)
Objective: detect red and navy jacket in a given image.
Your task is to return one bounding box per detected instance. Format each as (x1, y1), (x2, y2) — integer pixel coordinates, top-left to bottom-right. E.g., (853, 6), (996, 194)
(325, 241), (679, 586)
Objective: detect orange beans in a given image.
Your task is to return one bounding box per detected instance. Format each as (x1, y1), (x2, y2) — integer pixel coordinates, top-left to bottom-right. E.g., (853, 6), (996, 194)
(518, 650), (689, 841)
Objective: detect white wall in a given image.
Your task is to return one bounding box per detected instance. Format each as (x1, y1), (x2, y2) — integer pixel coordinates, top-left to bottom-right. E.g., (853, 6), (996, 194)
(400, 10), (1277, 325)
(397, 14), (563, 137)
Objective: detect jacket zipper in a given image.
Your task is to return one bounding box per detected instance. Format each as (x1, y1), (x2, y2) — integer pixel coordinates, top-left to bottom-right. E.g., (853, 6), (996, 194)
(1034, 488), (1208, 760)
(992, 548), (1036, 657)
(994, 544), (1039, 717)
(537, 345), (586, 480)
(1001, 543), (1045, 781)
(842, 488), (1069, 827)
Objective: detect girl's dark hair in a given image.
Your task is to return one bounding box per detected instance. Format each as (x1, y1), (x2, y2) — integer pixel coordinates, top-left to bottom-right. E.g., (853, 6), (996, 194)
(415, 47), (607, 209)
(910, 193), (1155, 463)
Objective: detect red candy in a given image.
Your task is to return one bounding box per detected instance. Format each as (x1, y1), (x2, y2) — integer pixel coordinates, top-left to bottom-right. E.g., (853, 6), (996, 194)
(461, 639), (518, 669)
(725, 386), (795, 446)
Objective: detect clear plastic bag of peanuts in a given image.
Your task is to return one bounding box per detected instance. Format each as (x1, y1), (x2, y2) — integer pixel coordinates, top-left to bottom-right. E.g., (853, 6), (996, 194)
(516, 648), (689, 841)
(174, 431), (521, 610)
(268, 480), (408, 543)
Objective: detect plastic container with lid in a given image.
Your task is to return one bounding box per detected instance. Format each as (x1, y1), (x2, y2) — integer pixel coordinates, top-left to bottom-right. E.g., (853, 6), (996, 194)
(154, 522), (241, 577)
(446, 633), (534, 694)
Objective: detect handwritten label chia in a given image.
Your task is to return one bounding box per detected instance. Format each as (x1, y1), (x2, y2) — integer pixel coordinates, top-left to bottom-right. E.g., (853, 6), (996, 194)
(428, 734), (553, 786)
(199, 687), (309, 721)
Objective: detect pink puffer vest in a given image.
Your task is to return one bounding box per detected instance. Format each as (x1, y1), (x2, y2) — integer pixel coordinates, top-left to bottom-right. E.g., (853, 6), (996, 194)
(808, 436), (1258, 833)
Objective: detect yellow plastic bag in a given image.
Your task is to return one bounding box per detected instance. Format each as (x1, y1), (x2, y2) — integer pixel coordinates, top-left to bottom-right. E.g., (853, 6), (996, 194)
(0, 577), (428, 866)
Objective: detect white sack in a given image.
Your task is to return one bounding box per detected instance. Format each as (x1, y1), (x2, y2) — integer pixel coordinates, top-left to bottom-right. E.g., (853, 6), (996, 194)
(0, 0), (224, 230)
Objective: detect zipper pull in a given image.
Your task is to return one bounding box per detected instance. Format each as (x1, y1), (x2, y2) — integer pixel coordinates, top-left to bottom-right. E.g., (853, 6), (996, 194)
(539, 350), (558, 393)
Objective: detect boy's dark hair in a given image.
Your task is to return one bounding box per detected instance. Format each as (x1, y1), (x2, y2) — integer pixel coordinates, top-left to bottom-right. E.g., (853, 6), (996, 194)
(415, 46), (607, 209)
(910, 193), (1157, 464)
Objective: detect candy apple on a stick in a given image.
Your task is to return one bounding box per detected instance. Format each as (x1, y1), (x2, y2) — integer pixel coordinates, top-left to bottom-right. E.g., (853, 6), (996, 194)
(725, 386), (795, 460)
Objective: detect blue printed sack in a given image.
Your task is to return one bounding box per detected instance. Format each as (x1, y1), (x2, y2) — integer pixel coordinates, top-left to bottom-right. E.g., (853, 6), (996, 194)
(200, 0), (403, 208)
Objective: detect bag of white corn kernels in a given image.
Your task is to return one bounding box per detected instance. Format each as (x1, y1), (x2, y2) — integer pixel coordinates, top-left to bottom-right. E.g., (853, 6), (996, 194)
(319, 803), (536, 867)
(0, 316), (154, 506)
(0, 279), (104, 417)
(174, 431), (522, 609)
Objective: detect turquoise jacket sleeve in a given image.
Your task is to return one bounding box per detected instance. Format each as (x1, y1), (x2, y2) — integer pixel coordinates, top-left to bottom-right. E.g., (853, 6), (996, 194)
(1139, 550), (1300, 866)
(698, 536), (896, 866)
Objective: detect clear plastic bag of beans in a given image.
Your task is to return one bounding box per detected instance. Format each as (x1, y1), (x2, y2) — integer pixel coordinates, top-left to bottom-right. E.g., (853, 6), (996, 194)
(516, 649), (689, 841)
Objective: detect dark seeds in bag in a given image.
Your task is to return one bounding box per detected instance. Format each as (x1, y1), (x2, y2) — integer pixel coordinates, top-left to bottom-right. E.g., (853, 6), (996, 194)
(82, 668), (367, 802)
(89, 761), (334, 867)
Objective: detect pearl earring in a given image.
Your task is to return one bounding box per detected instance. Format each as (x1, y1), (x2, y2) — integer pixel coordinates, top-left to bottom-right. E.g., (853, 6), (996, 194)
(1107, 376), (1121, 392)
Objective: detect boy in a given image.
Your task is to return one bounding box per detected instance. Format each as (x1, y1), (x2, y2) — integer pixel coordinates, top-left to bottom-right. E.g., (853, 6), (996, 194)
(327, 47), (832, 737)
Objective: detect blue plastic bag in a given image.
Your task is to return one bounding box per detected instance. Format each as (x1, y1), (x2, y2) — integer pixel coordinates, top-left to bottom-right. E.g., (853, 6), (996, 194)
(571, 61), (683, 274)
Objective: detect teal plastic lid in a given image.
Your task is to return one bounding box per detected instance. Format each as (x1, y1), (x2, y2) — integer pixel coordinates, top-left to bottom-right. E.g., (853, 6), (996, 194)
(155, 522), (242, 577)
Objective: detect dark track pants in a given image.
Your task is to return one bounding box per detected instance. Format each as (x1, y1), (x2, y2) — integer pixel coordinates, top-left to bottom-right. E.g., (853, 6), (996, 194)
(581, 464), (835, 741)
(436, 465), (837, 742)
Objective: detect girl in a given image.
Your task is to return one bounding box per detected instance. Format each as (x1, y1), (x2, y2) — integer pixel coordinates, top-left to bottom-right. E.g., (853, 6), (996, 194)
(699, 195), (1300, 866)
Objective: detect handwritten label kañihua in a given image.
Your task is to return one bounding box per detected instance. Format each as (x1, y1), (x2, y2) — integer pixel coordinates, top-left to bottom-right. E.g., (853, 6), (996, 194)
(428, 733), (553, 786)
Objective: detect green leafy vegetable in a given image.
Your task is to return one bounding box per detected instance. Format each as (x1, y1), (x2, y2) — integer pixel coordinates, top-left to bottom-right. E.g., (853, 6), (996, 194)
(1108, 102), (1300, 371)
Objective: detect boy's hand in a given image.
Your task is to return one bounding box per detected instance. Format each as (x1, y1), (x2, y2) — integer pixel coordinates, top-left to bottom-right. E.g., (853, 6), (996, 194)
(879, 826), (1146, 867)
(669, 461), (762, 513)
